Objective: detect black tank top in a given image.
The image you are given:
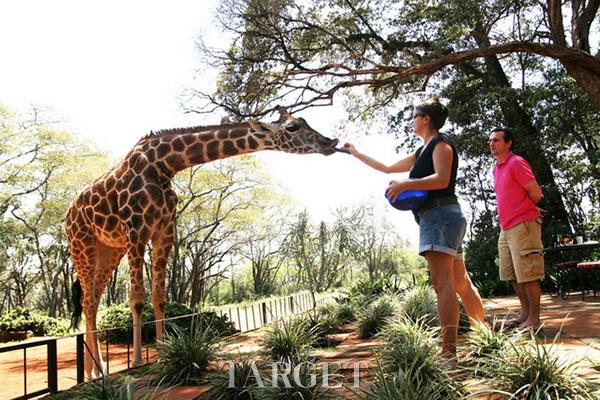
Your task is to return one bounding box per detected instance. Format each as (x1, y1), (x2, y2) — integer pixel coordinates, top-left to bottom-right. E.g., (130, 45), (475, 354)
(408, 133), (458, 205)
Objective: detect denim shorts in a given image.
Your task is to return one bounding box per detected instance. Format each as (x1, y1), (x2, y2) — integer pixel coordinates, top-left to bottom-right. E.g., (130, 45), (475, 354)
(417, 203), (467, 259)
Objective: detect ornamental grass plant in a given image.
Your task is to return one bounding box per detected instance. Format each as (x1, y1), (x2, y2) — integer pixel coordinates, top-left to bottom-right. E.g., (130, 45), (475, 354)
(475, 330), (600, 399)
(153, 318), (219, 385)
(357, 295), (398, 338)
(262, 317), (317, 361)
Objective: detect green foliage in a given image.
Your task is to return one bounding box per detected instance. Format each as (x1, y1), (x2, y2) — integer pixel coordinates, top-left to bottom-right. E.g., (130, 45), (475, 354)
(399, 285), (438, 327)
(0, 307), (69, 337)
(363, 317), (464, 399)
(357, 296), (398, 338)
(462, 321), (520, 376)
(97, 302), (237, 343)
(353, 360), (464, 400)
(377, 317), (439, 375)
(200, 355), (264, 400)
(70, 375), (170, 400)
(262, 358), (340, 400)
(332, 302), (356, 325)
(262, 317), (317, 361)
(153, 319), (219, 385)
(305, 307), (341, 348)
(348, 278), (400, 302)
(477, 331), (600, 399)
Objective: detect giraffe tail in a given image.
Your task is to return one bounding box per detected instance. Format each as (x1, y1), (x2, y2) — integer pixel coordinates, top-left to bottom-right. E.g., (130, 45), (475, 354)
(70, 279), (83, 330)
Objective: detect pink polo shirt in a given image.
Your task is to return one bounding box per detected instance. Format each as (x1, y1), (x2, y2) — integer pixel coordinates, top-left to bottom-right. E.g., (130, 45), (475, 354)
(493, 152), (540, 230)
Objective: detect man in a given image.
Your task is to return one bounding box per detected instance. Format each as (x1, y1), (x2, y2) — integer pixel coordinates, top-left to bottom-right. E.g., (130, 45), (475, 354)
(489, 128), (544, 330)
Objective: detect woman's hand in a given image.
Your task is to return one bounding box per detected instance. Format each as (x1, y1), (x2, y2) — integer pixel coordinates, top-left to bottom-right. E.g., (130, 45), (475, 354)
(342, 142), (359, 157)
(386, 179), (410, 201)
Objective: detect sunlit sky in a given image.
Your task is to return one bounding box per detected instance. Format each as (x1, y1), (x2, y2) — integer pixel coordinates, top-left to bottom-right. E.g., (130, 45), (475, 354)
(0, 0), (420, 246)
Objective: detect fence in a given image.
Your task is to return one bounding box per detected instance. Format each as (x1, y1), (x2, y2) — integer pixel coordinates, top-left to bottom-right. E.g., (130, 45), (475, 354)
(0, 290), (337, 400)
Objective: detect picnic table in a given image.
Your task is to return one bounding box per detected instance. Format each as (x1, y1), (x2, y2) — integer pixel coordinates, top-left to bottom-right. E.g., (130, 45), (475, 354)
(544, 241), (600, 300)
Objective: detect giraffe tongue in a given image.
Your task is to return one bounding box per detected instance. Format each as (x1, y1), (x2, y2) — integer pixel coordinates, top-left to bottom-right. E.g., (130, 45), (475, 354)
(334, 147), (351, 154)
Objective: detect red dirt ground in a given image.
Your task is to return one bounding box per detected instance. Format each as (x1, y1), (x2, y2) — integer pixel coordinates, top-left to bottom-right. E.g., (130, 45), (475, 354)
(2, 294), (599, 399)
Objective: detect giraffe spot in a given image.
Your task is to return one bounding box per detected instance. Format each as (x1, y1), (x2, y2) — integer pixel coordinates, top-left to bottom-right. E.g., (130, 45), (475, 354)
(131, 214), (143, 229)
(146, 184), (162, 202)
(172, 137), (185, 152)
(120, 206), (133, 220)
(217, 129), (229, 140)
(91, 193), (101, 205)
(118, 191), (130, 205)
(264, 140), (273, 147)
(236, 138), (246, 149)
(230, 128), (246, 139)
(130, 176), (144, 193)
(146, 148), (157, 162)
(94, 214), (106, 226)
(254, 133), (266, 139)
(132, 157), (149, 174)
(137, 193), (149, 209)
(106, 216), (118, 230)
(206, 141), (219, 159)
(182, 135), (195, 145)
(166, 154), (185, 171)
(223, 140), (238, 156)
(248, 136), (258, 149)
(157, 143), (171, 159)
(98, 199), (110, 214)
(107, 190), (119, 213)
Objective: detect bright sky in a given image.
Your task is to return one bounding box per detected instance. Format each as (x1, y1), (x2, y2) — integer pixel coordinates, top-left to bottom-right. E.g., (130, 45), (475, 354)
(0, 0), (419, 246)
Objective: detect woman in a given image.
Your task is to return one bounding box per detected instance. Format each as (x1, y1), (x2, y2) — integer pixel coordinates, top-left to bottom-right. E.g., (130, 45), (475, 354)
(343, 97), (485, 358)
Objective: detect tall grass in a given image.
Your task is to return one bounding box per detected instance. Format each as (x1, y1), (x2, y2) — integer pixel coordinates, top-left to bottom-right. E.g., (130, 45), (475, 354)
(476, 330), (600, 399)
(262, 317), (317, 360)
(399, 285), (438, 327)
(357, 295), (398, 338)
(153, 319), (219, 385)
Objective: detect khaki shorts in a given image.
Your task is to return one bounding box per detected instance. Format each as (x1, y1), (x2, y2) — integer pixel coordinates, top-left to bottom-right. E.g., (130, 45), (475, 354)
(498, 220), (545, 283)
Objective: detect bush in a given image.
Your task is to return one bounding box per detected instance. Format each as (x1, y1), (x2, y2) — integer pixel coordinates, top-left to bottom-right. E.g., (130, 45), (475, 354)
(153, 319), (219, 385)
(262, 317), (317, 360)
(477, 331), (600, 399)
(0, 307), (69, 338)
(357, 296), (398, 338)
(97, 302), (237, 343)
(400, 286), (438, 327)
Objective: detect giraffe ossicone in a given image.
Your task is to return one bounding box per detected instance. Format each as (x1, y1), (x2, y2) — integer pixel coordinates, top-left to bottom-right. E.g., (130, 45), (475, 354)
(65, 107), (340, 379)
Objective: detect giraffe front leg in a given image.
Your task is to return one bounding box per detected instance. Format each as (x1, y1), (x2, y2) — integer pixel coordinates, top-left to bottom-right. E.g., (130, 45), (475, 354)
(127, 243), (146, 368)
(151, 229), (174, 344)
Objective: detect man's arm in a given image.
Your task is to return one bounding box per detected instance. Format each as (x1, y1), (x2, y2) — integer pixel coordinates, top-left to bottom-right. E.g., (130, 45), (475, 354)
(524, 180), (543, 204)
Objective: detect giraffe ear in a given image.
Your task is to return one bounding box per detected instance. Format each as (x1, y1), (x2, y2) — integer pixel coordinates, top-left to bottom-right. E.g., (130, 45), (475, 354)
(276, 105), (291, 121)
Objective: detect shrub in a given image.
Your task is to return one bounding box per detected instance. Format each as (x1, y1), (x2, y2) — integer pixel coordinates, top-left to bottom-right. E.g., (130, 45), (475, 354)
(377, 317), (439, 375)
(334, 303), (356, 324)
(354, 360), (464, 400)
(153, 318), (219, 385)
(305, 309), (341, 348)
(0, 307), (69, 338)
(97, 302), (237, 343)
(477, 331), (600, 399)
(262, 317), (317, 360)
(462, 321), (519, 376)
(400, 286), (438, 327)
(200, 354), (264, 400)
(73, 375), (171, 400)
(262, 357), (340, 400)
(357, 296), (397, 338)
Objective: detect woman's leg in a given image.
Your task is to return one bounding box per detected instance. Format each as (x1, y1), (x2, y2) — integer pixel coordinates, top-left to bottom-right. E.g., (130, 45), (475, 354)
(425, 251), (460, 356)
(453, 258), (486, 324)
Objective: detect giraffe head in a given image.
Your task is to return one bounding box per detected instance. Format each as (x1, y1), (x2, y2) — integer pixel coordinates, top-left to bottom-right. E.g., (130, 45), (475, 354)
(257, 106), (339, 155)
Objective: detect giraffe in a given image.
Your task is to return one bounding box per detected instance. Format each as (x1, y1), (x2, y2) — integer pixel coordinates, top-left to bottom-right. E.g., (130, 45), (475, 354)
(65, 107), (340, 379)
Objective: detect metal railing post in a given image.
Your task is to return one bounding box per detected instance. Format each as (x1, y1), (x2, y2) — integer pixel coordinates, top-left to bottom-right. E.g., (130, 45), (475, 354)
(76, 333), (85, 384)
(47, 339), (58, 394)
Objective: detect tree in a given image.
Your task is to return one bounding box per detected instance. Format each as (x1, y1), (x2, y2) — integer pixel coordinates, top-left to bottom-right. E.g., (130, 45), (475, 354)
(192, 0), (599, 116)
(167, 156), (282, 306)
(0, 105), (110, 316)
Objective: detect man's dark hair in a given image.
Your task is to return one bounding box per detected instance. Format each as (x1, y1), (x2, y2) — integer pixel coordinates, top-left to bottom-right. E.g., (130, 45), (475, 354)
(492, 127), (514, 149)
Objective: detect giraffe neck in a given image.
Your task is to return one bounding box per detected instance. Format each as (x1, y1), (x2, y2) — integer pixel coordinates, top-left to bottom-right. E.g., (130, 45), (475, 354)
(147, 121), (276, 177)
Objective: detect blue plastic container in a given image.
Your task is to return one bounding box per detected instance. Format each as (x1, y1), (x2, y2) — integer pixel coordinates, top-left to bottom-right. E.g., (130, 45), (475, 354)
(385, 189), (427, 211)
